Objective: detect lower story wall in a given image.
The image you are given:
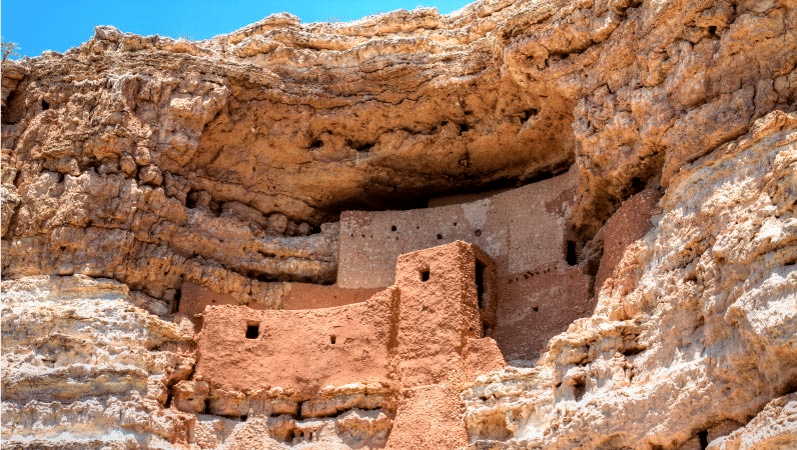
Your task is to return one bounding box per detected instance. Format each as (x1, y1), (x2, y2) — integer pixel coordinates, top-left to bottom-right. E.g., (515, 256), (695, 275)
(493, 266), (594, 364)
(195, 288), (398, 394)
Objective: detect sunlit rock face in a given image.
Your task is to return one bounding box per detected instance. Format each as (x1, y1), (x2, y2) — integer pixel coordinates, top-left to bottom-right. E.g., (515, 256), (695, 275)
(462, 111), (797, 449)
(2, 0), (796, 448)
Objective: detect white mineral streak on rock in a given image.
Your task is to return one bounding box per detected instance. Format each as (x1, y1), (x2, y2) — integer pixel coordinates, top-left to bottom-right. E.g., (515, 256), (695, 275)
(0, 275), (197, 448)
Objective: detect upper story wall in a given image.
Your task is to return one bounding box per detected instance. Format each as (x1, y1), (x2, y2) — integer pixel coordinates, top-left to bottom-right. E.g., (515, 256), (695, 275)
(337, 167), (577, 288)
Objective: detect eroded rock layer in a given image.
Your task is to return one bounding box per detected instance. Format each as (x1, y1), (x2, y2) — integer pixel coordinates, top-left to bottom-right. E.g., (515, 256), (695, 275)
(2, 0), (796, 448)
(462, 111), (797, 449)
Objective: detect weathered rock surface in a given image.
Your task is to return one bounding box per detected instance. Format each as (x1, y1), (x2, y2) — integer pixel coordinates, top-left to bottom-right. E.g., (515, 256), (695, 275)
(2, 0), (796, 448)
(707, 392), (797, 450)
(3, 0), (795, 303)
(461, 111), (797, 449)
(0, 275), (197, 448)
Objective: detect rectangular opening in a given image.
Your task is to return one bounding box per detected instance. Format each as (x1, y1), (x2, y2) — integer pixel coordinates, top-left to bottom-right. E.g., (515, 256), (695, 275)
(566, 240), (578, 266)
(476, 259), (487, 309)
(245, 322), (259, 339)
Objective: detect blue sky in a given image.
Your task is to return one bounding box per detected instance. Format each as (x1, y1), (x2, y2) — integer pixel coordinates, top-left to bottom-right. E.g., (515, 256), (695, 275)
(2, 0), (473, 59)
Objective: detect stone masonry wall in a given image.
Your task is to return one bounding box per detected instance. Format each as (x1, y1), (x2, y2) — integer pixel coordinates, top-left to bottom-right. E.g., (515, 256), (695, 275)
(338, 167), (578, 289)
(338, 167), (594, 362)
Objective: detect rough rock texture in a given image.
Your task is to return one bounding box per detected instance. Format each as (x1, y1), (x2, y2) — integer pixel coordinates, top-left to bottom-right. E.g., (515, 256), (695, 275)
(0, 275), (197, 449)
(4, 0), (795, 303)
(707, 392), (797, 450)
(2, 0), (796, 448)
(461, 111), (797, 449)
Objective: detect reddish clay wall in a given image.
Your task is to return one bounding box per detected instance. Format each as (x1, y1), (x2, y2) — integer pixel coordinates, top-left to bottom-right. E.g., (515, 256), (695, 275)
(282, 283), (382, 310)
(179, 282), (243, 318)
(393, 241), (496, 387)
(493, 266), (593, 363)
(196, 241), (503, 393)
(596, 188), (661, 292)
(387, 242), (502, 450)
(194, 242), (506, 450)
(195, 288), (397, 395)
(180, 281), (381, 317)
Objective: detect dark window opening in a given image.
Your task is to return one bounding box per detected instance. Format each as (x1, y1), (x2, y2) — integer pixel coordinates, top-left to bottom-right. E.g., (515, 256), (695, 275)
(436, 233), (443, 240)
(240, 415), (248, 422)
(458, 122), (470, 133)
(708, 25), (717, 36)
(330, 335), (336, 344)
(164, 393), (173, 408)
(474, 229), (482, 237)
(698, 430), (709, 450)
(420, 269), (430, 282)
(532, 306), (539, 312)
(630, 176), (645, 192)
(310, 139), (324, 149)
(476, 259), (487, 309)
(203, 399), (211, 414)
(391, 225), (397, 231)
(573, 379), (586, 401)
(185, 191), (198, 209)
(172, 288), (182, 314)
(566, 240), (578, 266)
(246, 323), (260, 339)
(41, 100), (50, 110)
(522, 108), (539, 121)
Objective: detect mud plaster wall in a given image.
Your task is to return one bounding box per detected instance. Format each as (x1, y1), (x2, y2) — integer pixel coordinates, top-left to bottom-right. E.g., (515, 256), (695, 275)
(339, 167), (585, 361)
(179, 281), (381, 317)
(195, 289), (397, 394)
(495, 267), (592, 363)
(196, 241), (501, 397)
(338, 167), (579, 289)
(596, 188), (662, 293)
(179, 282), (258, 318)
(281, 284), (383, 310)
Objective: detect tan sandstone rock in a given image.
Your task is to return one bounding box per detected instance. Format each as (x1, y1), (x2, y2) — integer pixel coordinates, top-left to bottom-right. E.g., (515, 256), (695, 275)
(1, 0), (796, 448)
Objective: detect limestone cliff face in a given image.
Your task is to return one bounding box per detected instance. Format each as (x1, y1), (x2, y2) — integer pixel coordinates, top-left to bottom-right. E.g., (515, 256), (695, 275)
(462, 111), (797, 449)
(1, 0), (796, 448)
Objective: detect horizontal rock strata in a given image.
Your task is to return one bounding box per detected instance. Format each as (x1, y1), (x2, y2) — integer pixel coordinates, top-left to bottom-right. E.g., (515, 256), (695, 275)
(2, 0), (796, 448)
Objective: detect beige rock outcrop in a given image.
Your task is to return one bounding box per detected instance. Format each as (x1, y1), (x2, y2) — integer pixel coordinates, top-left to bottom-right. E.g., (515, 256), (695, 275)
(2, 0), (796, 448)
(461, 111), (797, 449)
(0, 275), (197, 448)
(707, 392), (797, 450)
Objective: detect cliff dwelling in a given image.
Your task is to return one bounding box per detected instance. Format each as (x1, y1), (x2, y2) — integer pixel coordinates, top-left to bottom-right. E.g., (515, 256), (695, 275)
(179, 166), (597, 365)
(3, 0), (797, 448)
(181, 241), (503, 448)
(168, 166), (604, 447)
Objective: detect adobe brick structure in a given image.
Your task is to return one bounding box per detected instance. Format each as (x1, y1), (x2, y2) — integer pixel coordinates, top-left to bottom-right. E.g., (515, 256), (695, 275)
(190, 241), (504, 449)
(338, 167), (579, 289)
(596, 187), (662, 293)
(182, 167), (595, 363)
(338, 167), (594, 363)
(178, 280), (380, 316)
(179, 282), (251, 318)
